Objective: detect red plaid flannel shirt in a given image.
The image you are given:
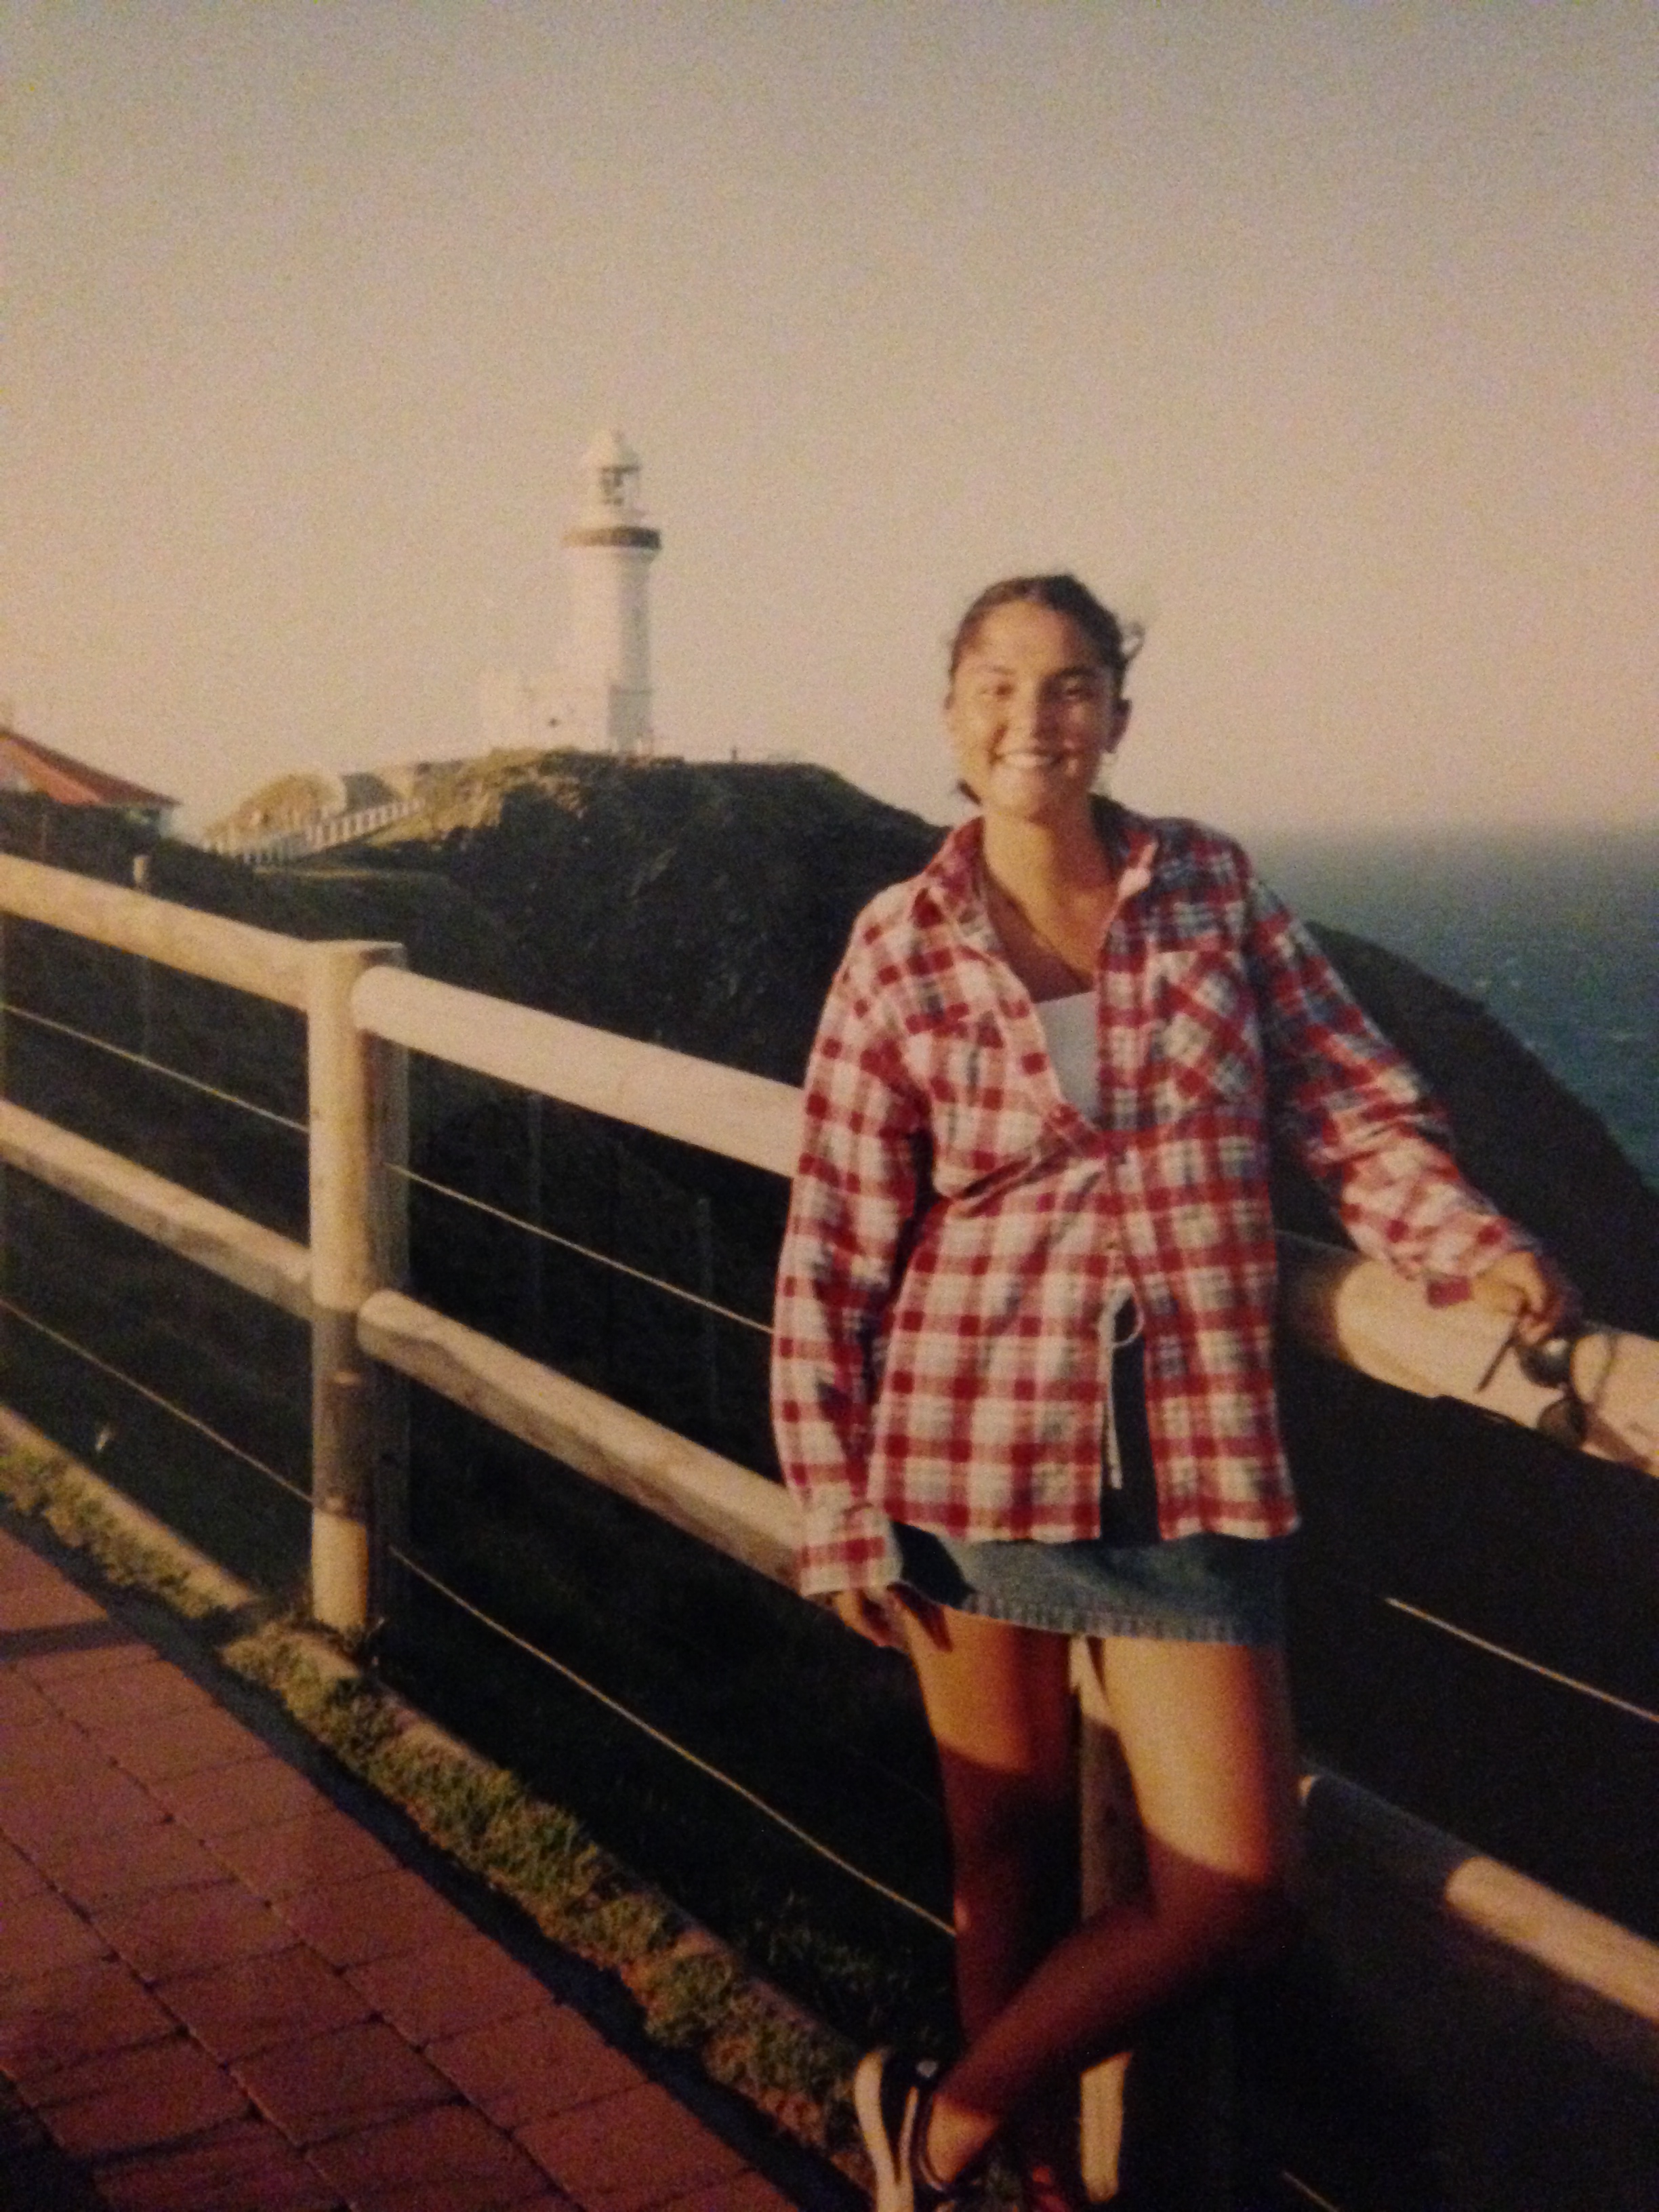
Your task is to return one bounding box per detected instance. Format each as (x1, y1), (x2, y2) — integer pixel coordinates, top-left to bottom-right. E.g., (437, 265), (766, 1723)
(771, 808), (1533, 1596)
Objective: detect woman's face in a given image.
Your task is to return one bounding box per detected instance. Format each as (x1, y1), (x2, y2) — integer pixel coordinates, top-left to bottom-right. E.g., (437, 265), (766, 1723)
(945, 601), (1128, 825)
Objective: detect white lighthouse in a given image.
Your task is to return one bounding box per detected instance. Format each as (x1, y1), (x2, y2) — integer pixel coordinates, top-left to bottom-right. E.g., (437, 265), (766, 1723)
(560, 429), (661, 756)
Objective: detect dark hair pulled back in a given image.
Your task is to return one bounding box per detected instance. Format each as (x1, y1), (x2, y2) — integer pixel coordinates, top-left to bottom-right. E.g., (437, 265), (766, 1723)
(948, 574), (1143, 689)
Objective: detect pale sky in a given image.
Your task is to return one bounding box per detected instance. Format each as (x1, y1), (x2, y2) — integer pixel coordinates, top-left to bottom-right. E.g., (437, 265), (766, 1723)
(5, 1), (1654, 836)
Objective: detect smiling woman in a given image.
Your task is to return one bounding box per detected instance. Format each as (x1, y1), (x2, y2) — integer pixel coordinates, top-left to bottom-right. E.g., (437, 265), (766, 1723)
(770, 573), (1578, 2211)
(940, 583), (1141, 1007)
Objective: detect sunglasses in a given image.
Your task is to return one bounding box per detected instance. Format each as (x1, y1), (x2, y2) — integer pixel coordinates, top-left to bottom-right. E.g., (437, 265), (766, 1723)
(1477, 1324), (1604, 1451)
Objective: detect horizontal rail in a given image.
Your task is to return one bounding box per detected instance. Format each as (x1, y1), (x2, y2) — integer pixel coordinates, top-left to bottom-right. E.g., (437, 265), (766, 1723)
(357, 1287), (800, 1586)
(351, 964), (803, 1176)
(0, 853), (312, 1007)
(1303, 1768), (1659, 2045)
(1277, 1233), (1658, 1477)
(0, 1099), (312, 1318)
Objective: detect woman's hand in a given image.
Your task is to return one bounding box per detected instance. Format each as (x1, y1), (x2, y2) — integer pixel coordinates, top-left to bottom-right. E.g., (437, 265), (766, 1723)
(828, 1586), (915, 1650)
(1470, 1249), (1582, 1346)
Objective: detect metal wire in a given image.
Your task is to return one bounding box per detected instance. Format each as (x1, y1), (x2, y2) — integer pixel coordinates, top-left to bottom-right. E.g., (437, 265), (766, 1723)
(0, 1294), (310, 1507)
(390, 1542), (955, 1936)
(1278, 2173), (1345, 2211)
(0, 998), (306, 1134)
(1382, 1595), (1659, 1729)
(394, 1162), (773, 1337)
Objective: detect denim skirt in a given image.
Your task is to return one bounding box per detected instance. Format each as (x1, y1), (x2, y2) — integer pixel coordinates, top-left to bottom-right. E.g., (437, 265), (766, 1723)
(890, 1335), (1288, 1646)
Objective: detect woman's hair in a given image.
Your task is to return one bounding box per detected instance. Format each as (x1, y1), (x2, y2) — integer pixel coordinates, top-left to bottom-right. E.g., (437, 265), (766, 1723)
(947, 574), (1144, 690)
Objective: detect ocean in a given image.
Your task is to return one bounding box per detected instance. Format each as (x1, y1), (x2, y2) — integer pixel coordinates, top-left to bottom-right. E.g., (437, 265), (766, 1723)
(1249, 823), (1659, 1194)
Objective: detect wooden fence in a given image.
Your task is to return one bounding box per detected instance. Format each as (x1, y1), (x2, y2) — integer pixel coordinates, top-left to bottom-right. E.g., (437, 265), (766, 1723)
(1, 848), (1654, 2206)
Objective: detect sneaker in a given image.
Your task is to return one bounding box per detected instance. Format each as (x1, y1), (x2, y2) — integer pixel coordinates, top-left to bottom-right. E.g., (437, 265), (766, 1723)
(853, 2047), (956, 2212)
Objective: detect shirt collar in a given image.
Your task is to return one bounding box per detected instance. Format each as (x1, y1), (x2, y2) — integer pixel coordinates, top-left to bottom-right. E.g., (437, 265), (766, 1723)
(920, 800), (1160, 935)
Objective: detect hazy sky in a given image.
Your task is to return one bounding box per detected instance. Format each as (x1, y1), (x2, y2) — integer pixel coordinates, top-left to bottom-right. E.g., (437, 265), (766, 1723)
(5, 1), (1654, 836)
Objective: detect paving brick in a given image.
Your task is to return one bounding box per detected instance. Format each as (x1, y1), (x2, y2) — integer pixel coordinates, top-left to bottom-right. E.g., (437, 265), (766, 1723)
(0, 1956), (174, 2083)
(30, 2032), (249, 2157)
(91, 1879), (296, 1982)
(157, 1942), (370, 2061)
(0, 1525), (48, 1574)
(207, 1802), (401, 1898)
(273, 1864), (476, 1967)
(152, 1754), (330, 1839)
(0, 1665), (54, 1724)
(0, 1756), (166, 1852)
(658, 2173), (800, 2212)
(35, 1817), (228, 1910)
(0, 1557), (64, 1602)
(348, 1930), (548, 2047)
(16, 1622), (150, 1679)
(0, 1833), (47, 1904)
(0, 1712), (100, 1776)
(233, 2018), (455, 2145)
(94, 1701), (267, 1784)
(0, 1888), (110, 1986)
(41, 1654), (214, 1731)
(429, 2003), (644, 2129)
(517, 2082), (747, 2212)
(0, 1578), (107, 1634)
(306, 2097), (550, 2211)
(90, 2114), (344, 2211)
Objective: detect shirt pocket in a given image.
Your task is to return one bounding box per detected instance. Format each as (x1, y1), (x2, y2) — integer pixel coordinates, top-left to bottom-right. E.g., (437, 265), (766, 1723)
(901, 1009), (1048, 1190)
(1145, 939), (1263, 1114)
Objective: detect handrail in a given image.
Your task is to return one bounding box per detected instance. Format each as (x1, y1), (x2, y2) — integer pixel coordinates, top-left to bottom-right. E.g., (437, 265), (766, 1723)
(358, 1286), (798, 1584)
(352, 961), (803, 1175)
(0, 851), (312, 1007)
(0, 1098), (311, 1318)
(1278, 1233), (1658, 1477)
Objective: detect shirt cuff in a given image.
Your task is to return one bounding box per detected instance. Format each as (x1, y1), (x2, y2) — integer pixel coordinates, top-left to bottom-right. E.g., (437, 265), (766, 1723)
(797, 1498), (903, 1598)
(1421, 1210), (1541, 1306)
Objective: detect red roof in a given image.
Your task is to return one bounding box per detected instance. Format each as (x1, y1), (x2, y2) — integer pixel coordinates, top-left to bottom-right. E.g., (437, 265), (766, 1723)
(0, 728), (177, 810)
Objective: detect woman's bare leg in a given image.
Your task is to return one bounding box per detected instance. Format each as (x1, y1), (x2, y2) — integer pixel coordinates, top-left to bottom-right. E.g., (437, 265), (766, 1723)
(899, 1606), (1078, 2040)
(913, 1630), (1302, 2186)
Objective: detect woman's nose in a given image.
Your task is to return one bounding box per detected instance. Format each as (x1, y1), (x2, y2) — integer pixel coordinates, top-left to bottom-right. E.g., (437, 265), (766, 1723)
(1008, 687), (1048, 741)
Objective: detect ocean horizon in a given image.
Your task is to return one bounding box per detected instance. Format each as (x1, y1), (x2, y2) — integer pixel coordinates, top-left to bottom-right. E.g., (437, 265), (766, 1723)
(1249, 823), (1659, 1195)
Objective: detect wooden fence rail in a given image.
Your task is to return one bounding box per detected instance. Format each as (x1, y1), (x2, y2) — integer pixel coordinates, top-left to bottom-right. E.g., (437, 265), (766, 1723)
(1, 856), (1655, 2206)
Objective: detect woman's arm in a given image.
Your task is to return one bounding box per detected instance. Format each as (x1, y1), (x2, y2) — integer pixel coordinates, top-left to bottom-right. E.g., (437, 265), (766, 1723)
(771, 950), (928, 1599)
(1242, 868), (1563, 1303)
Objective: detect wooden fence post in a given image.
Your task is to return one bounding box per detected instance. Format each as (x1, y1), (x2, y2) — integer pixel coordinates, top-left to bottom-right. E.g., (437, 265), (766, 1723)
(306, 941), (408, 1637)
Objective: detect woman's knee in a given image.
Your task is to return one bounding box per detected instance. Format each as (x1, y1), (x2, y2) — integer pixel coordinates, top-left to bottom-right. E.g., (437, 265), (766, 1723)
(942, 1759), (1074, 1883)
(1141, 1843), (1300, 1972)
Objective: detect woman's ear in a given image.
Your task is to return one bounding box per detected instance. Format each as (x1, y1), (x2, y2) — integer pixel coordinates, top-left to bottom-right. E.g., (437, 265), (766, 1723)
(1105, 697), (1132, 754)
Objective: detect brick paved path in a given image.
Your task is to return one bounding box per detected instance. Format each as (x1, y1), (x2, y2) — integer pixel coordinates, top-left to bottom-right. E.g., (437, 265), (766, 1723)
(0, 1521), (811, 2212)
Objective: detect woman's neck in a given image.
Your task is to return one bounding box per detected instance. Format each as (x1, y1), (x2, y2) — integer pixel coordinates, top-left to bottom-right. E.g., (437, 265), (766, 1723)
(979, 802), (1120, 994)
(981, 803), (1113, 901)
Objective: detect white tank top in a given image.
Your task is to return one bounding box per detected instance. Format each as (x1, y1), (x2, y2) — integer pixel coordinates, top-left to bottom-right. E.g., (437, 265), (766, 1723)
(1035, 989), (1100, 1122)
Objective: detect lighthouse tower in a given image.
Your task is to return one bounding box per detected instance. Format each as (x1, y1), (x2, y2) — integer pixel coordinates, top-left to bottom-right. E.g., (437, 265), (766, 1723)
(560, 429), (661, 756)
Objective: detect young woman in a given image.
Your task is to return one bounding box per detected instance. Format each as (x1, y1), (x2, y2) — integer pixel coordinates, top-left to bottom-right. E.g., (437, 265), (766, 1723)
(771, 576), (1574, 2211)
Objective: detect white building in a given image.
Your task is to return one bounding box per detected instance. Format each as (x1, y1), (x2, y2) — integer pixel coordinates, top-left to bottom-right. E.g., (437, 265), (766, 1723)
(479, 430), (663, 758)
